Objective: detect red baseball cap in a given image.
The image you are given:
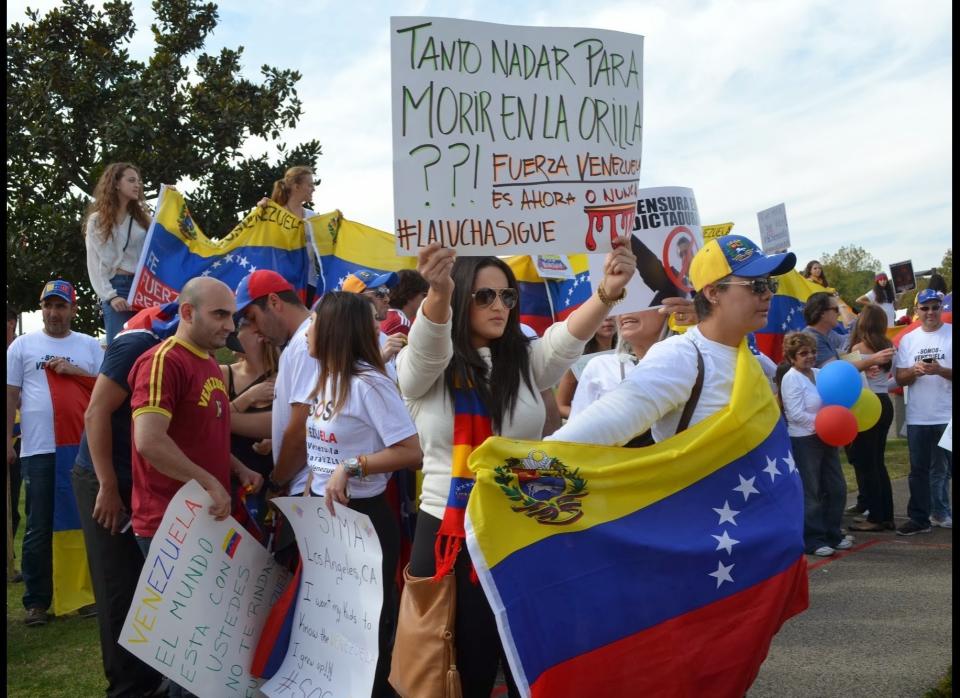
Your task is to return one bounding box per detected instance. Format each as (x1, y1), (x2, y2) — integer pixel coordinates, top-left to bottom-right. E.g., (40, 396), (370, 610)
(235, 270), (294, 313)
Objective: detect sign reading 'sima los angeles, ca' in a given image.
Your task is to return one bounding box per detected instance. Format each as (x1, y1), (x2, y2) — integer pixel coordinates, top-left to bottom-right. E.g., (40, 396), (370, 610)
(391, 17), (643, 256)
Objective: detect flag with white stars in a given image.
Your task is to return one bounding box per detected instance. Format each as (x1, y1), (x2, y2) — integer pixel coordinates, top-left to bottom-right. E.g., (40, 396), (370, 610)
(466, 342), (808, 698)
(506, 255), (593, 337)
(128, 188), (311, 309)
(754, 268), (837, 363)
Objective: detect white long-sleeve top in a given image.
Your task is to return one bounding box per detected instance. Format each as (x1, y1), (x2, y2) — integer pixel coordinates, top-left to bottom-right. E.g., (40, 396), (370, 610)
(397, 305), (587, 520)
(780, 367), (821, 437)
(547, 327), (738, 446)
(84, 212), (148, 302)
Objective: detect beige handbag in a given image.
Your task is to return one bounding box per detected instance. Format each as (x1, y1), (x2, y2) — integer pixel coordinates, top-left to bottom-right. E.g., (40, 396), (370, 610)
(388, 564), (462, 698)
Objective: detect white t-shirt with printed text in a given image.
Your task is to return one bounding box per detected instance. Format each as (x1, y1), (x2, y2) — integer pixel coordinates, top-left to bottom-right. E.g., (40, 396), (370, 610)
(304, 365), (417, 498)
(7, 330), (104, 457)
(895, 324), (952, 425)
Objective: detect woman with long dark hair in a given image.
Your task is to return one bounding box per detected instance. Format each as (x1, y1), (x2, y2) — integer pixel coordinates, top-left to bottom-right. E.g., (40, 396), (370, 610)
(802, 260), (829, 287)
(306, 291), (422, 697)
(83, 162), (153, 344)
(846, 303), (896, 531)
(856, 273), (897, 327)
(397, 239), (635, 697)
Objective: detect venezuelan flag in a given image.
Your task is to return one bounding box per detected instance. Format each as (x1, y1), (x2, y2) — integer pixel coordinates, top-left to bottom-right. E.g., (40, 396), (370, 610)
(307, 210), (416, 296)
(466, 342), (808, 697)
(506, 255), (593, 337)
(755, 270), (838, 363)
(128, 188), (310, 309)
(47, 370), (97, 616)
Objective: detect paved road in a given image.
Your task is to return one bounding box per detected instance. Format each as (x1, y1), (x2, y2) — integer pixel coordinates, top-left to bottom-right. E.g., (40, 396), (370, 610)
(750, 475), (953, 697)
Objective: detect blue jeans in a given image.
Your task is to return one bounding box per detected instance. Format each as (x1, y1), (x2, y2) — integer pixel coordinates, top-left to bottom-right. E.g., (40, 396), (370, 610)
(907, 424), (951, 526)
(792, 435), (846, 552)
(102, 273), (136, 345)
(21, 453), (56, 610)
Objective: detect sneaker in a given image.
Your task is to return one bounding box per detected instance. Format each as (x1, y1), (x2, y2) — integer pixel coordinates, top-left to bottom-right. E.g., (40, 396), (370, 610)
(931, 516), (953, 529)
(845, 504), (866, 515)
(24, 607), (48, 626)
(836, 537), (855, 550)
(77, 603), (97, 618)
(812, 546), (835, 557)
(896, 520), (933, 536)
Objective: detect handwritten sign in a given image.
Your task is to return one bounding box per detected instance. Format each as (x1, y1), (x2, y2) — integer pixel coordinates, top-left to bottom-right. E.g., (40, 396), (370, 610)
(261, 499), (384, 698)
(757, 203), (790, 253)
(120, 480), (290, 698)
(702, 222), (734, 240)
(391, 17), (644, 255)
(588, 185), (702, 312)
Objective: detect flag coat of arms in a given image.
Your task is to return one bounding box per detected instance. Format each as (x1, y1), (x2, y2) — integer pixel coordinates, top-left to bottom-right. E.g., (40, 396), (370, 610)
(465, 342), (808, 697)
(47, 370), (97, 616)
(128, 187), (310, 308)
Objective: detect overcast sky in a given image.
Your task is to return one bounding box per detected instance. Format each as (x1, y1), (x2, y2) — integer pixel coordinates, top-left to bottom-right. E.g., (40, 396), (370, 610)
(9, 0), (952, 333)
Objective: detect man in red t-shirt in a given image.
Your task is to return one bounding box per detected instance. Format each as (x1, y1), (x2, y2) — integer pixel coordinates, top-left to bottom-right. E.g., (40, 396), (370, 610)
(128, 277), (263, 546)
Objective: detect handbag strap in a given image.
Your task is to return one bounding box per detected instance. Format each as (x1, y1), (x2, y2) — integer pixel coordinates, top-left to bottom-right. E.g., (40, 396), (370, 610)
(675, 344), (704, 434)
(121, 215), (134, 252)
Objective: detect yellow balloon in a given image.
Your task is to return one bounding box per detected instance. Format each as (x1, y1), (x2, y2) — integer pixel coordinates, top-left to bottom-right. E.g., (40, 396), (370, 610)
(850, 389), (881, 432)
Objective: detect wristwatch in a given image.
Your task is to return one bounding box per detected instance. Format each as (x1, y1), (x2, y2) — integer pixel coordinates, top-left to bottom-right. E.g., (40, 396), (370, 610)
(344, 457), (364, 479)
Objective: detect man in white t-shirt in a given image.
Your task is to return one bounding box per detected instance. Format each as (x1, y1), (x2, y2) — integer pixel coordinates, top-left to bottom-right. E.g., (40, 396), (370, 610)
(894, 289), (953, 535)
(341, 269), (404, 381)
(6, 280), (103, 626)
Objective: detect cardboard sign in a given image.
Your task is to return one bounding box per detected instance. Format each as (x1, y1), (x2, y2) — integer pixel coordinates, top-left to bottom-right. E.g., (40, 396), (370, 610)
(120, 480), (290, 698)
(261, 498), (384, 698)
(757, 203), (790, 253)
(890, 260), (916, 295)
(587, 185), (702, 312)
(702, 222), (734, 240)
(391, 17), (644, 255)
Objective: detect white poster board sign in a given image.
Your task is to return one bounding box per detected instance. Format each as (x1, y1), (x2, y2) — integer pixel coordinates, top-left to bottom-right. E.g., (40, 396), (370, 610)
(261, 498), (384, 698)
(757, 203), (790, 253)
(535, 255), (575, 279)
(120, 480), (290, 698)
(391, 17), (644, 255)
(938, 419), (952, 452)
(588, 185), (702, 312)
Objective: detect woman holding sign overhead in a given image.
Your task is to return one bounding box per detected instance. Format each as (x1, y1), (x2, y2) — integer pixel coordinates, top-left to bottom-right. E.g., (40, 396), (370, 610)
(395, 238), (636, 697)
(305, 290), (422, 698)
(83, 162), (153, 345)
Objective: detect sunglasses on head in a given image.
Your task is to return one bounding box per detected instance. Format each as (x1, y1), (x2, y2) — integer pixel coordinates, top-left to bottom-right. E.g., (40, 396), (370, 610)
(364, 287), (390, 299)
(716, 277), (779, 295)
(918, 304), (941, 312)
(471, 287), (519, 309)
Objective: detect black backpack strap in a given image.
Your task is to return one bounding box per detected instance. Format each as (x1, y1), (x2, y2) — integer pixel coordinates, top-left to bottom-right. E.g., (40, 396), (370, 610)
(676, 344), (704, 434)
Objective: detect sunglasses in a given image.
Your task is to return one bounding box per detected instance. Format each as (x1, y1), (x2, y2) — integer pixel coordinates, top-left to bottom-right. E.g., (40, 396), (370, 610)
(716, 277), (779, 295)
(471, 287), (519, 309)
(364, 287), (390, 300)
(918, 304), (942, 312)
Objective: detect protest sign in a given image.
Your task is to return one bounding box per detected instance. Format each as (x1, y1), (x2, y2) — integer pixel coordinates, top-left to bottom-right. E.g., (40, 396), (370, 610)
(890, 260), (916, 295)
(391, 17), (643, 255)
(702, 222), (734, 240)
(757, 203), (790, 253)
(261, 498), (384, 698)
(588, 186), (702, 312)
(535, 255), (576, 279)
(120, 480), (290, 698)
(938, 419), (952, 452)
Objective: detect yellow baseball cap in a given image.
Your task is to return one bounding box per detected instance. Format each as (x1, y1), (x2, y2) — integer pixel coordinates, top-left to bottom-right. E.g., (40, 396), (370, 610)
(689, 235), (796, 291)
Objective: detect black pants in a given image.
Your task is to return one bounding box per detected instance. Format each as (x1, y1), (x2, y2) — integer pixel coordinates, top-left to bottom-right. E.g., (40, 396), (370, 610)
(849, 393), (895, 524)
(71, 465), (164, 698)
(10, 440), (23, 538)
(410, 512), (521, 698)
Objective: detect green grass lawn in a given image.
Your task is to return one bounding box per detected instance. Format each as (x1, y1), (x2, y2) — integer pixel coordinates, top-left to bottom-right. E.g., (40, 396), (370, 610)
(0, 438), (920, 695)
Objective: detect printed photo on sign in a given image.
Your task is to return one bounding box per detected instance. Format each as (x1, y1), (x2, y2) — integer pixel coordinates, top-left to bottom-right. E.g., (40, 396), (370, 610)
(261, 498), (384, 698)
(391, 17), (644, 255)
(890, 260), (916, 295)
(120, 480), (290, 698)
(587, 185), (702, 312)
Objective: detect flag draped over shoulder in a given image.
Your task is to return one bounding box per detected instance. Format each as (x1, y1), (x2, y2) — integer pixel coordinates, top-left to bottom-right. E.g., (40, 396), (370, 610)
(47, 370), (97, 616)
(505, 255), (593, 337)
(128, 188), (310, 308)
(755, 270), (838, 363)
(465, 343), (808, 698)
(307, 210), (416, 296)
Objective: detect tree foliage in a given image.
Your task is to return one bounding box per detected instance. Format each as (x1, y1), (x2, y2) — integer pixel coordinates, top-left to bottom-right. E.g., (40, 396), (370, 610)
(6, 0), (321, 334)
(819, 245), (881, 310)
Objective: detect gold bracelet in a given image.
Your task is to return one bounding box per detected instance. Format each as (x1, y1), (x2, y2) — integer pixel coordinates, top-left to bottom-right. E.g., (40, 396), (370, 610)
(358, 454), (368, 478)
(597, 283), (627, 307)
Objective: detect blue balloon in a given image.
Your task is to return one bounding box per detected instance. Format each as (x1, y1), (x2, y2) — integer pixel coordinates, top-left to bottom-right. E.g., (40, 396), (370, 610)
(816, 360), (862, 408)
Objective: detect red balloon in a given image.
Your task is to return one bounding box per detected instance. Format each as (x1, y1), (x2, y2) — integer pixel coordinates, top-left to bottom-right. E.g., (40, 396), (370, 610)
(815, 405), (859, 446)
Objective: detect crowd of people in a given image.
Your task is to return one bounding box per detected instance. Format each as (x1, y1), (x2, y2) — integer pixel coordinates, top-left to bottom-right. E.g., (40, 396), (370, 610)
(6, 162), (953, 697)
